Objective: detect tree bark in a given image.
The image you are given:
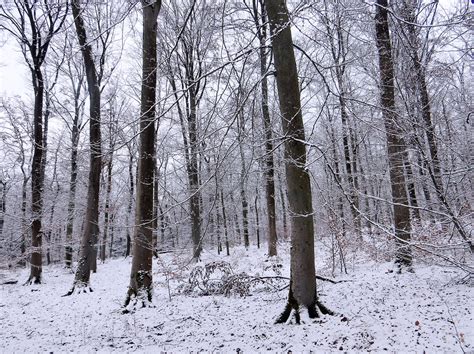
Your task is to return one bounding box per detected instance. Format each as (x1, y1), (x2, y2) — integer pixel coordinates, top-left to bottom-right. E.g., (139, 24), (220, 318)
(251, 0), (278, 256)
(69, 0), (102, 290)
(101, 151), (113, 262)
(374, 0), (412, 269)
(0, 181), (6, 241)
(125, 146), (134, 257)
(125, 0), (161, 306)
(265, 0), (329, 322)
(65, 74), (83, 268)
(237, 108), (250, 249)
(28, 67), (46, 284)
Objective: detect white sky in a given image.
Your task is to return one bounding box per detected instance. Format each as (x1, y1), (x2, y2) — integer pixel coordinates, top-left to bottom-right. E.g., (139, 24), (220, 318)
(0, 37), (31, 99)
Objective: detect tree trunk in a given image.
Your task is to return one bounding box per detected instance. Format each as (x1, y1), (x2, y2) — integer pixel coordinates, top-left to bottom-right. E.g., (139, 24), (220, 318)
(125, 147), (134, 257)
(101, 152), (113, 262)
(20, 176), (28, 266)
(0, 181), (6, 241)
(374, 0), (412, 269)
(252, 0), (278, 256)
(27, 67), (46, 284)
(69, 0), (102, 291)
(152, 163), (159, 255)
(125, 0), (161, 307)
(109, 213), (115, 258)
(46, 143), (60, 266)
(220, 190), (230, 256)
(188, 88), (202, 260)
(65, 81), (81, 268)
(254, 188), (261, 249)
(265, 0), (329, 322)
(277, 169), (288, 240)
(237, 110), (250, 249)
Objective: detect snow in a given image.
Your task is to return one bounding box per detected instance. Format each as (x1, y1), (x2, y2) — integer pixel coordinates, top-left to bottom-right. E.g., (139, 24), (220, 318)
(0, 244), (472, 352)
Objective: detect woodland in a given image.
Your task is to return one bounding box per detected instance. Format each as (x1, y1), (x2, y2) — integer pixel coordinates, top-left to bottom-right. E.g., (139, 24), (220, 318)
(0, 0), (472, 352)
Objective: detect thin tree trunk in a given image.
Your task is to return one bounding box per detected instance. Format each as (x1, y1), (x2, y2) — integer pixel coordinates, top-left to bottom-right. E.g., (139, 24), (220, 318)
(125, 0), (161, 306)
(237, 111), (250, 249)
(125, 148), (134, 257)
(20, 176), (28, 266)
(46, 142), (60, 266)
(254, 188), (261, 249)
(251, 0), (278, 256)
(65, 80), (81, 267)
(101, 152), (113, 262)
(230, 192), (241, 245)
(0, 181), (6, 241)
(329, 120), (347, 241)
(152, 162), (159, 255)
(220, 190), (230, 256)
(109, 213), (115, 258)
(277, 170), (288, 240)
(404, 159), (421, 221)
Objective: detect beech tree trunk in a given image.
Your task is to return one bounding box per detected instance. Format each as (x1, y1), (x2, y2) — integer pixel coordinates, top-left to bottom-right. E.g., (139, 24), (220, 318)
(374, 0), (412, 268)
(251, 0), (278, 256)
(28, 67), (46, 284)
(125, 146), (134, 257)
(69, 0), (102, 290)
(0, 181), (6, 240)
(65, 74), (83, 268)
(125, 0), (161, 306)
(101, 152), (113, 262)
(265, 0), (330, 323)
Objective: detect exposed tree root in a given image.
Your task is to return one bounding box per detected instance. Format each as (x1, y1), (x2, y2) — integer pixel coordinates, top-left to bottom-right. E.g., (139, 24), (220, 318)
(23, 275), (41, 285)
(62, 282), (93, 297)
(395, 259), (415, 274)
(276, 286), (334, 324)
(122, 287), (153, 314)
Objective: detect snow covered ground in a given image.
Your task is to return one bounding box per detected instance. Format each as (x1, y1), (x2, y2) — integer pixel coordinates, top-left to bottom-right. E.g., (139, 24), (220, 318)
(0, 244), (472, 352)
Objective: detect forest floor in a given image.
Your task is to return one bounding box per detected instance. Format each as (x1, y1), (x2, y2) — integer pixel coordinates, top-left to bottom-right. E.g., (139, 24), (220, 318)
(0, 243), (473, 353)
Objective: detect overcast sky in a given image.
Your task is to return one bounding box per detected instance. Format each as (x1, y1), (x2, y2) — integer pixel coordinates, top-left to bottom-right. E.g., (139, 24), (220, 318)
(0, 38), (30, 99)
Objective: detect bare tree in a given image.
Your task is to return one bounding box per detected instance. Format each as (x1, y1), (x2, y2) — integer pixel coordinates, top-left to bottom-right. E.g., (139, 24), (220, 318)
(0, 0), (68, 284)
(374, 0), (412, 269)
(248, 0), (278, 256)
(67, 0), (103, 291)
(55, 36), (87, 268)
(125, 0), (161, 307)
(264, 0), (332, 323)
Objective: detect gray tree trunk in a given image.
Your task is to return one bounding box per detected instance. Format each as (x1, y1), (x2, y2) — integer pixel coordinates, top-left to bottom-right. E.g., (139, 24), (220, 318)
(65, 72), (83, 268)
(251, 0), (278, 256)
(125, 0), (161, 306)
(265, 0), (331, 323)
(374, 0), (412, 269)
(69, 0), (103, 291)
